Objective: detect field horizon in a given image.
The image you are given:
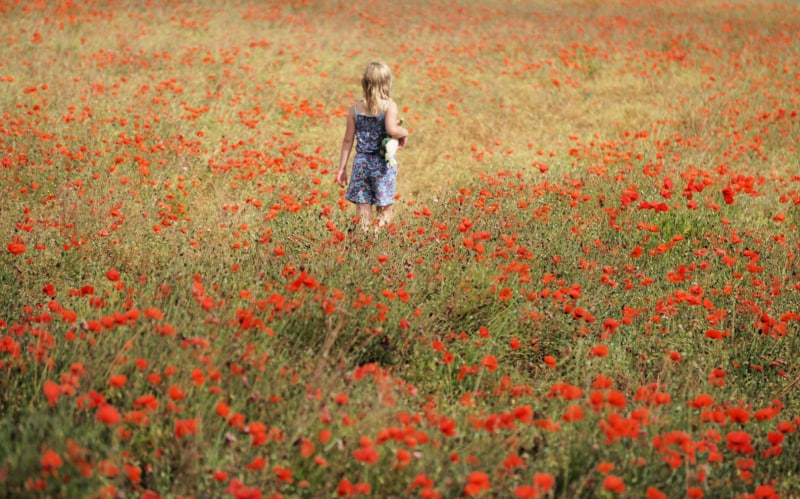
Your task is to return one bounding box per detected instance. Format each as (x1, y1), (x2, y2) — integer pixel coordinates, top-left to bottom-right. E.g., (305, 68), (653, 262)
(2, 0), (799, 497)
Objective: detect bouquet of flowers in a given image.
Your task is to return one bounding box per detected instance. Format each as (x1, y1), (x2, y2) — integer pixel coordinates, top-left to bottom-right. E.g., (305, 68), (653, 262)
(380, 118), (403, 168)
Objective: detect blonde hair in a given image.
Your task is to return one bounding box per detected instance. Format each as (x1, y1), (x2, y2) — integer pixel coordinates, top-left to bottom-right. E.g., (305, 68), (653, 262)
(361, 61), (392, 115)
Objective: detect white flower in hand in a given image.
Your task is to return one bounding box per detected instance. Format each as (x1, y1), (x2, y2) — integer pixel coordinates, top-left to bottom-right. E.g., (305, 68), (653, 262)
(383, 137), (399, 167)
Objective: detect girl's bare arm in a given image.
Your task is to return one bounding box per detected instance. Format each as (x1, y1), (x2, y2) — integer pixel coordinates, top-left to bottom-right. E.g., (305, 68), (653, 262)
(336, 107), (356, 186)
(384, 100), (408, 141)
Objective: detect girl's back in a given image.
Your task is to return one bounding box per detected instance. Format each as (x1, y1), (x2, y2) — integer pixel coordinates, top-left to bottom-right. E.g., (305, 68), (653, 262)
(354, 100), (387, 156)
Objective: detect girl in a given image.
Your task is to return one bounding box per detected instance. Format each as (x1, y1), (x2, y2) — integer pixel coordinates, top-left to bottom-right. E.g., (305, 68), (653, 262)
(336, 61), (408, 231)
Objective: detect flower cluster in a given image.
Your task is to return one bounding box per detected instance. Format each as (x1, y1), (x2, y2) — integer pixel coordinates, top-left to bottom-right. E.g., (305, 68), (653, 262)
(381, 118), (403, 167)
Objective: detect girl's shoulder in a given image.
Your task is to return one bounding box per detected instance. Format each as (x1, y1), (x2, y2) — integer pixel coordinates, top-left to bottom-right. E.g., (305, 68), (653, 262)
(378, 99), (396, 114)
(354, 99), (394, 116)
(352, 99), (366, 115)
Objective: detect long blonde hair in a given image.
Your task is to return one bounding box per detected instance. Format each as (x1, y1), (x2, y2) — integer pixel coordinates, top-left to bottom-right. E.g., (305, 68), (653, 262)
(362, 61), (392, 115)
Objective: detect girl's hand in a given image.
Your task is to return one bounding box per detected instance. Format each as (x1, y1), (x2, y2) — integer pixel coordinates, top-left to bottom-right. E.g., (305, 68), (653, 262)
(398, 136), (407, 149)
(335, 169), (348, 187)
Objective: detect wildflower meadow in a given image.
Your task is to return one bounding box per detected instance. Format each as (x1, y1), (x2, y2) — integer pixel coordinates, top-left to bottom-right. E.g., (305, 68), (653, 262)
(1, 0), (799, 497)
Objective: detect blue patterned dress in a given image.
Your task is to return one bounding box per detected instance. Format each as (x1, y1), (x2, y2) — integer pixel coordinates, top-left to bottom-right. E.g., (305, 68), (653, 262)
(346, 101), (397, 207)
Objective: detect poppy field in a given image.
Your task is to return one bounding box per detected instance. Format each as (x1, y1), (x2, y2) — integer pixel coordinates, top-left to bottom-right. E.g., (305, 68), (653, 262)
(2, 0), (800, 497)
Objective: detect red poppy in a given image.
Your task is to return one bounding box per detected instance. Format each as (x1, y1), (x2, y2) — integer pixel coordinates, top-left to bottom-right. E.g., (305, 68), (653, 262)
(602, 475), (625, 494)
(168, 385), (186, 401)
(514, 485), (539, 499)
(95, 404), (121, 426)
(175, 418), (199, 438)
(7, 242), (25, 255)
(726, 430), (754, 455)
(40, 450), (63, 473)
(108, 374), (127, 388)
(590, 344), (609, 358)
(533, 472), (554, 492)
(722, 187), (735, 204)
(464, 471), (490, 496)
(480, 354), (498, 371)
(562, 405), (584, 422)
(43, 381), (61, 406)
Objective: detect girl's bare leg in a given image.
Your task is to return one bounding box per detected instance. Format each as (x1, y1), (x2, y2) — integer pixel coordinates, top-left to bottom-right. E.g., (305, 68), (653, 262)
(376, 204), (393, 228)
(356, 204), (373, 232)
